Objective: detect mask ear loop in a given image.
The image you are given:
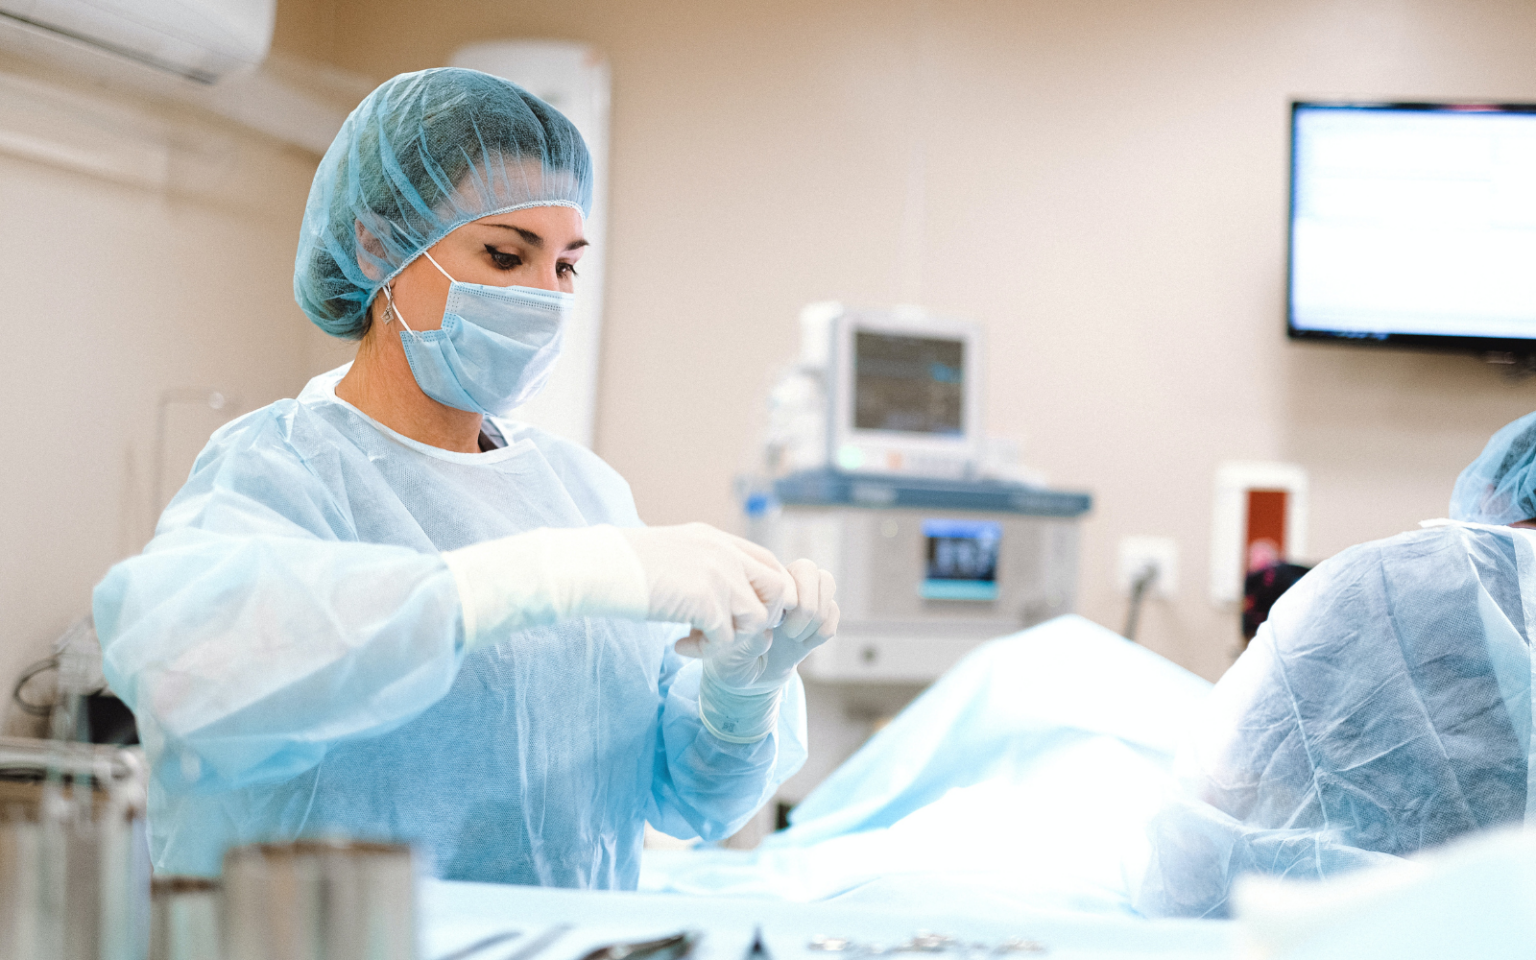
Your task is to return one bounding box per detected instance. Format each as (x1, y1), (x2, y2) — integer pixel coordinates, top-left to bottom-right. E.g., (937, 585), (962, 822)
(380, 283), (412, 332)
(381, 250), (453, 332)
(421, 249), (456, 282)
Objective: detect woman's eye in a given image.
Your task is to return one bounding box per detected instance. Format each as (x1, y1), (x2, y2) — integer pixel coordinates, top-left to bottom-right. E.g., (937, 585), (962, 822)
(556, 262), (579, 279)
(485, 246), (520, 270)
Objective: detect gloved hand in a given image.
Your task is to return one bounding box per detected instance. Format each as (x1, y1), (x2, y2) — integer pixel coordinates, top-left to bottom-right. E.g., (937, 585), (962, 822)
(620, 524), (797, 646)
(443, 523), (796, 649)
(680, 559), (840, 743)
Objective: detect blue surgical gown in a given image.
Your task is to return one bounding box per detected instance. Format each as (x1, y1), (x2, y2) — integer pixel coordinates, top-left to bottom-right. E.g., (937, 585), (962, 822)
(93, 365), (807, 885)
(1136, 521), (1535, 917)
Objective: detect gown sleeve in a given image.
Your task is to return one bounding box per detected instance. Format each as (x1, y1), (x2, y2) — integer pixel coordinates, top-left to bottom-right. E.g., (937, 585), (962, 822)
(94, 411), (464, 794)
(646, 630), (810, 841)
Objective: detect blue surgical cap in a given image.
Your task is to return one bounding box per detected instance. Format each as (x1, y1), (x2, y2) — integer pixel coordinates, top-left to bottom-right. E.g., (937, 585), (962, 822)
(1450, 410), (1536, 525)
(294, 67), (593, 338)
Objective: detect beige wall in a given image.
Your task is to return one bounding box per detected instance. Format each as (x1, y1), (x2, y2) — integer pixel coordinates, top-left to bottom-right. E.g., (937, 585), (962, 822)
(296, 0), (1536, 679)
(6, 0), (1536, 723)
(0, 66), (323, 727)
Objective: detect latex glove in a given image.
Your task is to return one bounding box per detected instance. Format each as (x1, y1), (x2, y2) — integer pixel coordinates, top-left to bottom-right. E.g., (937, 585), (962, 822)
(683, 559), (839, 742)
(771, 558), (841, 662)
(620, 524), (797, 647)
(444, 523), (795, 649)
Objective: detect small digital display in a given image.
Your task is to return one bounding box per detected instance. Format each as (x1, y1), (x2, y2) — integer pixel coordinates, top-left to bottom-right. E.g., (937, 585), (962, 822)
(854, 331), (965, 435)
(921, 519), (1000, 601)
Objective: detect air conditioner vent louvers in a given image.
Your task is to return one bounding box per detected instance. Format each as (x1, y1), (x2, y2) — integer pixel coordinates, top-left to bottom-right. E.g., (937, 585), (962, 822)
(0, 0), (274, 84)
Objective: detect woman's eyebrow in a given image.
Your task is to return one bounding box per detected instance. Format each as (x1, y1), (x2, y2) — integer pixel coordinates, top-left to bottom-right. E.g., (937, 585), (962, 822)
(484, 224), (589, 251)
(486, 224), (545, 248)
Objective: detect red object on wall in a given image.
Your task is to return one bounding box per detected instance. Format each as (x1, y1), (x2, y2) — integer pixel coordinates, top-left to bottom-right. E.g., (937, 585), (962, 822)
(1245, 489), (1288, 572)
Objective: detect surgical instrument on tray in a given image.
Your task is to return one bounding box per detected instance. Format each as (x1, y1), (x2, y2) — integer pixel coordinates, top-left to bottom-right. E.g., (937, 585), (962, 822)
(743, 927), (771, 960)
(807, 933), (1046, 956)
(576, 930), (700, 960)
(502, 924), (573, 960)
(434, 931), (521, 960)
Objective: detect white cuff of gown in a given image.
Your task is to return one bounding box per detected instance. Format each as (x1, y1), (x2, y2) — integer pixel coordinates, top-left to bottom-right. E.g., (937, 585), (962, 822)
(443, 525), (650, 649)
(697, 665), (784, 744)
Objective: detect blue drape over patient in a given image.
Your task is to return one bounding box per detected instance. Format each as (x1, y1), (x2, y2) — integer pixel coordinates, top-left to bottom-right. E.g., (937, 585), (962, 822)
(642, 616), (1214, 917)
(1136, 521), (1536, 917)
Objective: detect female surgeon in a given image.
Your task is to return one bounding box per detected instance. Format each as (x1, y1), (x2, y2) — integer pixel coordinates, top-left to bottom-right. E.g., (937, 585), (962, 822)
(92, 67), (839, 887)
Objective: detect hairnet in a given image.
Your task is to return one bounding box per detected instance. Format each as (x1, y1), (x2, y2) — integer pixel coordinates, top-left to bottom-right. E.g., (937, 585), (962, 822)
(1450, 410), (1536, 525)
(294, 67), (593, 339)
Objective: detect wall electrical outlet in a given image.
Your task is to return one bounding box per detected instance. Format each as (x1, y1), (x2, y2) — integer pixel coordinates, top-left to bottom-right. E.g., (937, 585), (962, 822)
(1117, 536), (1179, 598)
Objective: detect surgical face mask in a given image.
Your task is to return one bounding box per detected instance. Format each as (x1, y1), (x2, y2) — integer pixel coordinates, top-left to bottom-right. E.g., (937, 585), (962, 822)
(383, 251), (572, 417)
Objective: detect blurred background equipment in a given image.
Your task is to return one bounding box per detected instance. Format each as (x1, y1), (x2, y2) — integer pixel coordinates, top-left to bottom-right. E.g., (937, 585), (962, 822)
(751, 300), (1089, 684)
(1242, 561), (1312, 645)
(1116, 536), (1179, 644)
(222, 840), (418, 960)
(1209, 462), (1309, 607)
(753, 475), (1088, 683)
(764, 303), (988, 481)
(736, 303), (1092, 842)
(0, 737), (151, 960)
(0, 0), (275, 84)
(0, 0), (366, 156)
(749, 299), (1087, 681)
(12, 616), (138, 746)
(149, 876), (221, 960)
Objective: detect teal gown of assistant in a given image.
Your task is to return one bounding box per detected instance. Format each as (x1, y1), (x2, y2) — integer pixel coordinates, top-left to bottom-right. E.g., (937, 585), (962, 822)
(93, 365), (807, 885)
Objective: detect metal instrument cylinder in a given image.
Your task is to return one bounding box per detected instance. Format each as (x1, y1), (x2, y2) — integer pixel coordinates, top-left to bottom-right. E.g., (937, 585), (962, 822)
(222, 840), (417, 960)
(0, 737), (151, 960)
(150, 877), (221, 960)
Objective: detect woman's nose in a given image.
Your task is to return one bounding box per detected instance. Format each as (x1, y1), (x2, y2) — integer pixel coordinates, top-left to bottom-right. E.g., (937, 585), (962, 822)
(526, 265), (563, 292)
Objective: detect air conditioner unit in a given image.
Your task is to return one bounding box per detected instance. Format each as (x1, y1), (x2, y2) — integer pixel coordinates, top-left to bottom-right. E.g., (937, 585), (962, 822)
(0, 0), (274, 84)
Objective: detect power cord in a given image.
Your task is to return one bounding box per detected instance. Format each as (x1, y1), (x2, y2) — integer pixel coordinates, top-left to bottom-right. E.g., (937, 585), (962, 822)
(12, 654), (62, 717)
(1122, 563), (1159, 643)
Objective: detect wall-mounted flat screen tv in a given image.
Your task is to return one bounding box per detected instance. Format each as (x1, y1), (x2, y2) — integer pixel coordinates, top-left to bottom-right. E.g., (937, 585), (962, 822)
(1289, 101), (1536, 354)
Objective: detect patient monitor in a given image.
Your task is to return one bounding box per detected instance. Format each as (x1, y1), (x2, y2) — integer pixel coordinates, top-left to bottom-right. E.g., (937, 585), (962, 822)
(755, 303), (1091, 683)
(829, 307), (983, 479)
(768, 304), (985, 481)
(756, 471), (1091, 683)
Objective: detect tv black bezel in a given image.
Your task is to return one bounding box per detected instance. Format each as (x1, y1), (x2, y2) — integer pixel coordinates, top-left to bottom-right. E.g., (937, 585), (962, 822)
(1286, 99), (1536, 357)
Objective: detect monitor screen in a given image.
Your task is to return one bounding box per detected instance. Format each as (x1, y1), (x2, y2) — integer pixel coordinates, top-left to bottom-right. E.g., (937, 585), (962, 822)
(853, 331), (965, 435)
(920, 518), (1000, 601)
(1289, 102), (1536, 351)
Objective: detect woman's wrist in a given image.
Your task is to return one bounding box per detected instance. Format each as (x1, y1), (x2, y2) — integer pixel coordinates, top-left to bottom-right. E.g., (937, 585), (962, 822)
(697, 665), (783, 743)
(443, 525), (649, 647)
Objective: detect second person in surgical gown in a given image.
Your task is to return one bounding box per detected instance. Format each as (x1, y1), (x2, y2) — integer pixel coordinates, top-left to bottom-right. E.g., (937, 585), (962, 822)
(1136, 410), (1536, 917)
(93, 67), (839, 886)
